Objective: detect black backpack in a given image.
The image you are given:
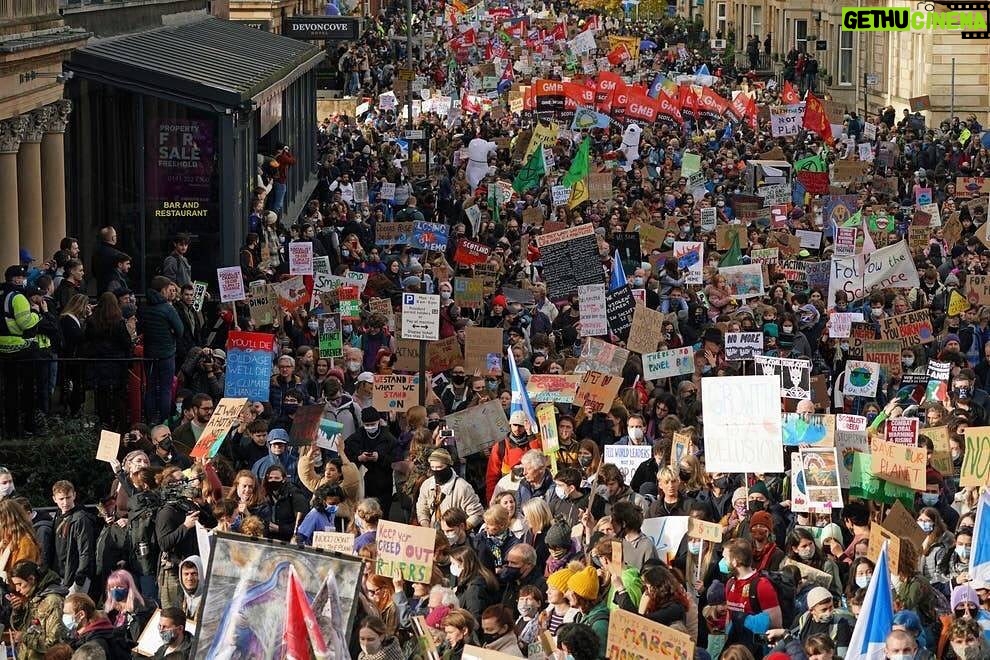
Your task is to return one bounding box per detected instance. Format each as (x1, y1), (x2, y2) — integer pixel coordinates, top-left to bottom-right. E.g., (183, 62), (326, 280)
(736, 570), (797, 629)
(128, 491), (163, 576)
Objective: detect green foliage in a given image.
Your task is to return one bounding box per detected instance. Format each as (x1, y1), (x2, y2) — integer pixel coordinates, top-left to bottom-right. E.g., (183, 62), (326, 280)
(3, 418), (114, 508)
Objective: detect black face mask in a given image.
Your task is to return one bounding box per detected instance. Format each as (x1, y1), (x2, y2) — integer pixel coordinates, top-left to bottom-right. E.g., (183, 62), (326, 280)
(428, 419), (442, 431)
(713, 477), (730, 490)
(954, 386), (972, 401)
(679, 470), (693, 483)
(432, 467), (454, 484)
(748, 500), (765, 513)
(451, 374), (466, 385)
(578, 455), (593, 468)
(283, 404), (299, 415)
(267, 480), (283, 492)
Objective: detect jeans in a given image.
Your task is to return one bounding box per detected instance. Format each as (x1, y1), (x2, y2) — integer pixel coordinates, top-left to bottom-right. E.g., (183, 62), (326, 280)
(144, 355), (175, 425)
(269, 181), (287, 216)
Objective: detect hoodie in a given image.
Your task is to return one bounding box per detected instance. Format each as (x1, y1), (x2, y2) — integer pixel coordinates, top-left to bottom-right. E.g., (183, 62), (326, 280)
(179, 555), (205, 620)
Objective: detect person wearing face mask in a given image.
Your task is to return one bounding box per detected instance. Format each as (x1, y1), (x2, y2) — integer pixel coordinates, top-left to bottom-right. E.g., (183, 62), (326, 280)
(345, 408), (395, 515)
(917, 506), (955, 596)
(438, 281), (461, 339)
(416, 448), (484, 530)
(949, 369), (988, 426)
(149, 608), (192, 660)
(63, 593), (133, 659)
(356, 615), (404, 660)
(103, 569), (153, 646)
(722, 538), (783, 654)
(945, 527), (975, 589)
(477, 604), (525, 656)
(943, 617), (989, 660)
(767, 587), (855, 658)
(776, 313), (813, 358)
(617, 414), (648, 446)
(784, 529), (841, 589)
(439, 367), (472, 414)
(261, 465), (308, 542)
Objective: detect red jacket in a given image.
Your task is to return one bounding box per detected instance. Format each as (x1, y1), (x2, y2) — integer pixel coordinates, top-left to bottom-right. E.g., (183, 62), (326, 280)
(485, 434), (542, 502)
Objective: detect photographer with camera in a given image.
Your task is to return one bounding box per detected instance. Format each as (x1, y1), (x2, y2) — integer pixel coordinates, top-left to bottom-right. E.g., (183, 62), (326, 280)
(178, 347), (224, 403)
(154, 468), (217, 609)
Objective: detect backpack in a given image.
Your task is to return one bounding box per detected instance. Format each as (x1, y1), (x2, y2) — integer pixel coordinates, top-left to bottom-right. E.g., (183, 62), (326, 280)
(96, 523), (131, 577)
(129, 491), (163, 576)
(735, 570), (797, 629)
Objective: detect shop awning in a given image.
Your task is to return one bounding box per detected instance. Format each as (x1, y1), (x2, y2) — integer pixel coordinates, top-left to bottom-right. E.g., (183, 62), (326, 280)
(68, 17), (324, 110)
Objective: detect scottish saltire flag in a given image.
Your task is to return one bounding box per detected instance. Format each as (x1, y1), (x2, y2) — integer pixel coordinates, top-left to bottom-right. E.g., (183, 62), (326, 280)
(695, 63), (710, 76)
(970, 490), (990, 585)
(507, 345), (537, 428)
(610, 249), (627, 289)
(846, 542), (894, 660)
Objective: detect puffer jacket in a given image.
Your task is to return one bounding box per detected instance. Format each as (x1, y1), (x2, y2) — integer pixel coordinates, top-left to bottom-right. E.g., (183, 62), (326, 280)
(10, 569), (68, 660)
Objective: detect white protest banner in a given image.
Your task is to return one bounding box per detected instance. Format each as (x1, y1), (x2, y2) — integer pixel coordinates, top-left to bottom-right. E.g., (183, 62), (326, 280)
(344, 270), (369, 294)
(642, 347), (695, 381)
(380, 182), (396, 201)
(863, 122), (877, 141)
(836, 414), (868, 487)
(700, 207), (717, 232)
(577, 284), (607, 337)
(311, 531), (357, 555)
(288, 241), (314, 276)
(216, 266), (245, 302)
(702, 375), (784, 473)
(827, 240), (920, 303)
(770, 104), (804, 137)
(724, 332), (763, 360)
(796, 230), (822, 249)
(858, 143), (874, 162)
(758, 184), (791, 207)
(641, 516), (689, 564)
(843, 360), (880, 397)
(603, 444), (652, 484)
(551, 185), (572, 208)
(829, 312), (854, 338)
(401, 293), (440, 341)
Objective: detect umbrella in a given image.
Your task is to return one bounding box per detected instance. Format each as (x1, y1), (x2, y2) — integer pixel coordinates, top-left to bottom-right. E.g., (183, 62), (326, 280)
(640, 39), (657, 50)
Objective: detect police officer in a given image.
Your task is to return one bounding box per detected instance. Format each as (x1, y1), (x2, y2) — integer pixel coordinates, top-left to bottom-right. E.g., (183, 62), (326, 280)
(0, 265), (41, 437)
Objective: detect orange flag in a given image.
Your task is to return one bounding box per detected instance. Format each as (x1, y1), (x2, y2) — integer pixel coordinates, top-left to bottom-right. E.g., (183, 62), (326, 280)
(781, 80), (801, 105)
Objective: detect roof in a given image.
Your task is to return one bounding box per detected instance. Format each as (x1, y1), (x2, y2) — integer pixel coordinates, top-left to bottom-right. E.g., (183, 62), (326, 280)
(68, 17), (323, 109)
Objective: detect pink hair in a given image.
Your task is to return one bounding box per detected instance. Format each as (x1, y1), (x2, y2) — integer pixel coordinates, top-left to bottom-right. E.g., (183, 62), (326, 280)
(105, 569), (145, 613)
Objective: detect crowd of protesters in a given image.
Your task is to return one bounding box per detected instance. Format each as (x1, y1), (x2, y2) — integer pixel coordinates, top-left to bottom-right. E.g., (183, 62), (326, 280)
(1, 0), (990, 659)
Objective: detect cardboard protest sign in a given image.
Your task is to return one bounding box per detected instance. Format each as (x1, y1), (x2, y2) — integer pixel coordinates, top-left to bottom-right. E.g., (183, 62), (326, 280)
(577, 284), (607, 337)
(716, 224), (747, 251)
(453, 277), (484, 308)
(96, 430), (121, 463)
(603, 444), (652, 485)
(444, 400), (509, 456)
(606, 608), (694, 660)
(217, 266), (245, 302)
(961, 427), (990, 487)
(248, 282), (276, 328)
(688, 517), (723, 543)
(702, 375), (784, 473)
(835, 414), (868, 488)
(288, 404), (324, 446)
(879, 310), (934, 348)
(724, 332), (763, 360)
(924, 426), (953, 477)
(375, 520), (435, 582)
(225, 332), (275, 401)
(574, 371), (623, 414)
(536, 224), (606, 299)
(863, 339), (902, 378)
(782, 413), (835, 447)
(318, 313), (343, 359)
(869, 437), (926, 490)
(189, 398), (248, 459)
(273, 275), (310, 312)
(373, 375), (419, 412)
(642, 347), (695, 381)
(965, 274), (990, 306)
(626, 305), (666, 354)
(800, 447), (843, 509)
(843, 360), (880, 398)
(527, 374), (580, 404)
(464, 327), (504, 375)
(425, 336), (463, 373)
(311, 531), (356, 555)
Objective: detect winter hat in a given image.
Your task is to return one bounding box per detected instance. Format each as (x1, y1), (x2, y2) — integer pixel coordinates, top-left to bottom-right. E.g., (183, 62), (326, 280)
(566, 566), (600, 601)
(766, 653), (790, 660)
(361, 407), (382, 424)
(732, 487), (748, 504)
(491, 294), (507, 308)
(749, 481), (771, 500)
(547, 567), (576, 592)
(942, 333), (961, 348)
(429, 448), (453, 466)
(749, 511), (774, 531)
(425, 605), (451, 629)
(952, 584), (980, 609)
(267, 428), (289, 445)
(545, 521), (572, 549)
(706, 580), (726, 605)
(806, 586), (833, 609)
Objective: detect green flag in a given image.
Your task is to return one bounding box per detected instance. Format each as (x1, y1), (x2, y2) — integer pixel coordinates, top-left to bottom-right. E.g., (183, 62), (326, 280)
(488, 186), (500, 226)
(561, 137), (590, 189)
(718, 232), (743, 267)
(794, 154), (826, 173)
(513, 145), (546, 194)
(841, 209), (862, 229)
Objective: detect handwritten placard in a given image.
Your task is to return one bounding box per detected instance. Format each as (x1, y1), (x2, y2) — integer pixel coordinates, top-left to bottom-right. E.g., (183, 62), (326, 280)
(96, 430), (121, 463)
(311, 531), (356, 555)
(375, 520), (436, 582)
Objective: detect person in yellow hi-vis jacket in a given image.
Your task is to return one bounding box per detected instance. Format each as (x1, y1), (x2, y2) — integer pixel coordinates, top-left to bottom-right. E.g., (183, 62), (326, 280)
(0, 264), (40, 437)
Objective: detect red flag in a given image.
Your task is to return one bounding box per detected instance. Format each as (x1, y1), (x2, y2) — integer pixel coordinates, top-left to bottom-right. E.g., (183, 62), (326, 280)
(595, 71), (622, 111)
(678, 84), (697, 121)
(606, 43), (631, 66)
(625, 89), (659, 123)
(802, 92), (835, 145)
(698, 87), (729, 120)
(781, 80), (801, 105)
(284, 567), (330, 660)
(727, 91), (751, 123)
(657, 90), (683, 126)
(461, 90), (481, 114)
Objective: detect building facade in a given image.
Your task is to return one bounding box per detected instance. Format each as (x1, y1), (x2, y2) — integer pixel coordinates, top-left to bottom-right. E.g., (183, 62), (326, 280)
(698, 0), (990, 124)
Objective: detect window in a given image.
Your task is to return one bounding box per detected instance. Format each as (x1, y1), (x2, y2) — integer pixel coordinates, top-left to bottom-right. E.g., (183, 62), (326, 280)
(751, 6), (763, 39)
(795, 19), (808, 52)
(715, 2), (727, 37)
(839, 29), (853, 84)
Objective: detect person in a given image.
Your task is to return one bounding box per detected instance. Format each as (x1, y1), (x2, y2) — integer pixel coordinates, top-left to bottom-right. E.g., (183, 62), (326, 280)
(416, 448), (484, 530)
(344, 407), (395, 514)
(261, 464), (308, 542)
(356, 615), (403, 660)
(92, 226), (123, 294)
(565, 565), (610, 654)
(768, 586), (854, 657)
(161, 234), (193, 288)
(449, 545), (499, 620)
(479, 604), (524, 656)
(486, 410), (542, 502)
(555, 623), (601, 660)
(141, 276), (184, 425)
(51, 480), (95, 594)
(0, 264), (41, 436)
(885, 628), (920, 659)
(0, 497), (41, 576)
(8, 559), (68, 660)
(251, 428), (298, 483)
(612, 500), (658, 571)
(440, 607), (477, 660)
(724, 538), (782, 654)
(63, 593), (133, 659)
(103, 568), (153, 645)
(151, 607), (193, 659)
(500, 543), (547, 609)
(155, 468), (217, 609)
(944, 617), (988, 659)
(84, 292), (134, 432)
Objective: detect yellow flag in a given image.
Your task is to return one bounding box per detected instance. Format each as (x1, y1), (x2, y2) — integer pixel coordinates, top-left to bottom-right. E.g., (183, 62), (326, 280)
(948, 289), (969, 317)
(524, 121), (559, 162)
(569, 176), (589, 208)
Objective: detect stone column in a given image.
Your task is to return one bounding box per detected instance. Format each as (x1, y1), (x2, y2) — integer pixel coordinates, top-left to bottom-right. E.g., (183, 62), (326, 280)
(0, 117), (26, 270)
(41, 100), (72, 259)
(16, 109), (45, 264)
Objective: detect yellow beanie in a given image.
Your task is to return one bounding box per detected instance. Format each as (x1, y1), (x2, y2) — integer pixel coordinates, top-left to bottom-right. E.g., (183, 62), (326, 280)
(547, 567), (575, 592)
(566, 566), (600, 601)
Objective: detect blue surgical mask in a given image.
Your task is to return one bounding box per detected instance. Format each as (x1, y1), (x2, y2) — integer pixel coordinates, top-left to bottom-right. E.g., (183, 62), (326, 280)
(688, 540), (702, 555)
(110, 587), (129, 602)
(865, 412), (878, 425)
(918, 520), (934, 533)
(855, 574), (872, 589)
(921, 493), (940, 506)
(718, 557), (730, 573)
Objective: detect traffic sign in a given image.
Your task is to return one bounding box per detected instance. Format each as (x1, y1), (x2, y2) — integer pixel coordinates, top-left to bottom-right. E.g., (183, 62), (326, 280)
(401, 293), (440, 341)
(865, 74), (879, 86)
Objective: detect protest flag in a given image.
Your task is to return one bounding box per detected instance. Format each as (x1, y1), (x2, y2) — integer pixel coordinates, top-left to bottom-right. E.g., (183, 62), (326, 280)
(781, 80), (801, 104)
(512, 145), (546, 194)
(507, 344), (537, 429)
(846, 542), (894, 660)
(610, 249), (627, 290)
(497, 61), (514, 95)
(562, 137), (590, 188)
(719, 232), (743, 267)
(284, 566), (331, 660)
(969, 490), (990, 585)
(802, 92), (835, 145)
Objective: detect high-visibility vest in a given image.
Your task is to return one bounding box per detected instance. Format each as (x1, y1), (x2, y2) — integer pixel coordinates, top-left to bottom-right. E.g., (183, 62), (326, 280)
(0, 290), (39, 353)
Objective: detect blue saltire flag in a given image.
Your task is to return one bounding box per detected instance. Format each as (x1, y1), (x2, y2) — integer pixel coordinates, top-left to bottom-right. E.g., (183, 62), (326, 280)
(970, 489), (990, 585)
(610, 249), (627, 290)
(507, 345), (537, 429)
(845, 542), (894, 660)
(695, 63), (710, 76)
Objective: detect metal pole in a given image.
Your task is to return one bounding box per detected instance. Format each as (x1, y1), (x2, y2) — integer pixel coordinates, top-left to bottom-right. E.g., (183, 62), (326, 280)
(406, 0), (413, 129)
(418, 339), (427, 405)
(950, 57), (955, 119)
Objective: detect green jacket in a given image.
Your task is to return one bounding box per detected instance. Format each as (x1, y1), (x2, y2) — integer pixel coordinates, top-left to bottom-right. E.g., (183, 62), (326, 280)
(606, 566), (642, 611)
(579, 599), (610, 659)
(10, 570), (68, 660)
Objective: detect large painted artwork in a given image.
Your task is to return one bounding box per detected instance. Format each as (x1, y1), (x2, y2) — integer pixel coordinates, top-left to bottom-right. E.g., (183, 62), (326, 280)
(192, 532), (362, 659)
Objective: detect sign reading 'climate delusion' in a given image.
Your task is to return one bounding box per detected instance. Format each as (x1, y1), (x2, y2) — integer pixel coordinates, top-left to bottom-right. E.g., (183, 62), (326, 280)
(146, 118), (217, 218)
